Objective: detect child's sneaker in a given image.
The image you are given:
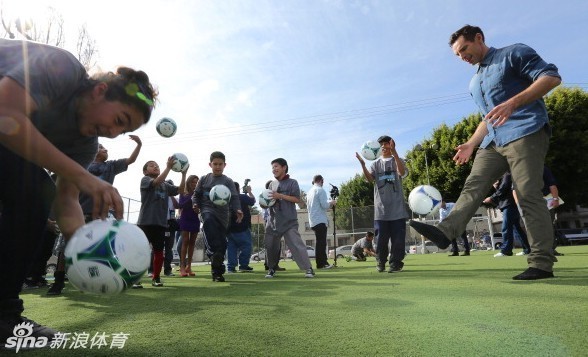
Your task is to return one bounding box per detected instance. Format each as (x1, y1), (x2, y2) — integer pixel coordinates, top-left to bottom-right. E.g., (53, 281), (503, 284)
(212, 274), (225, 282)
(46, 282), (65, 296)
(151, 277), (164, 287)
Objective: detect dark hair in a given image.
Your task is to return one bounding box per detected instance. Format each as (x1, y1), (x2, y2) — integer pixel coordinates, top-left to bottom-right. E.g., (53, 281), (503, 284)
(377, 135), (392, 144)
(312, 175), (323, 184)
(142, 160), (156, 173)
(449, 25), (484, 46)
(271, 158), (288, 173)
(265, 180), (272, 189)
(90, 67), (158, 123)
(366, 231), (375, 237)
(210, 151), (226, 162)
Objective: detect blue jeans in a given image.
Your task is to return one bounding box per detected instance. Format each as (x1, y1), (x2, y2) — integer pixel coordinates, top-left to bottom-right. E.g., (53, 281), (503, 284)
(226, 229), (253, 270)
(500, 205), (531, 255)
(374, 219), (406, 268)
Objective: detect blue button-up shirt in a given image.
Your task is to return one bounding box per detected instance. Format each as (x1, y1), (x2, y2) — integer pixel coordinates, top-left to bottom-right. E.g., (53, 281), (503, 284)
(470, 44), (560, 148)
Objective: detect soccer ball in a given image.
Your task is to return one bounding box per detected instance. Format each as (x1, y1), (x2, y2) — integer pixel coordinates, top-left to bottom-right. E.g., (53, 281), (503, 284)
(171, 153), (189, 172)
(64, 220), (150, 294)
(360, 140), (382, 161)
(408, 185), (442, 216)
(209, 184), (231, 206)
(156, 117), (177, 138)
(259, 189), (276, 207)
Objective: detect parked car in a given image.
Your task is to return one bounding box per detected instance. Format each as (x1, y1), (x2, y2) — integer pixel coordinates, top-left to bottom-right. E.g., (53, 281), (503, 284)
(287, 246), (316, 260)
(328, 245), (353, 259)
(409, 241), (450, 254)
(556, 228), (588, 245)
(490, 232), (528, 249)
(251, 249), (266, 261)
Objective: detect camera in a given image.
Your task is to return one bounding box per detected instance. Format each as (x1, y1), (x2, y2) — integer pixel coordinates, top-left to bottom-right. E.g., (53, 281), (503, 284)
(329, 183), (340, 200)
(243, 178), (251, 193)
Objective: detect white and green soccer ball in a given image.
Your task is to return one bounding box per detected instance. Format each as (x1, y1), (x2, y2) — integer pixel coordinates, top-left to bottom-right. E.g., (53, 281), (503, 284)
(209, 184), (231, 206)
(156, 117), (177, 138)
(360, 140), (382, 161)
(64, 220), (150, 295)
(171, 153), (189, 172)
(258, 189), (276, 208)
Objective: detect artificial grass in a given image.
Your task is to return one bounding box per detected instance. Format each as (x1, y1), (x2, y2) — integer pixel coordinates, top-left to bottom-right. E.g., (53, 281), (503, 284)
(17, 245), (588, 356)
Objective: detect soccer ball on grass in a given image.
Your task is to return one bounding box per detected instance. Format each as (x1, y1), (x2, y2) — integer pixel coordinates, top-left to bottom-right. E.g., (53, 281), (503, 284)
(64, 220), (150, 294)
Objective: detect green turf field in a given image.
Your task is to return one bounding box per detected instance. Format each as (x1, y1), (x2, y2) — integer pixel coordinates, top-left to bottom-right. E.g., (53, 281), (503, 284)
(17, 245), (588, 356)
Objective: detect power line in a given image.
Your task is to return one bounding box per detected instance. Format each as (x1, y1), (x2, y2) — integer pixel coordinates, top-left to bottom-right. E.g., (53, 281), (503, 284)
(146, 92), (473, 145)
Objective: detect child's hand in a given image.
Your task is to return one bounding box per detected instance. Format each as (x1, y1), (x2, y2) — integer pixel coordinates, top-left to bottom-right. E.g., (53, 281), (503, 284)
(166, 156), (174, 170)
(355, 152), (365, 166)
(235, 210), (244, 223)
(128, 135), (142, 145)
(75, 174), (124, 219)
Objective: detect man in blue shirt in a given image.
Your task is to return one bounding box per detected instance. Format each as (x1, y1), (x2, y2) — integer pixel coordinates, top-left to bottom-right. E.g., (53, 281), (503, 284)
(409, 25), (561, 280)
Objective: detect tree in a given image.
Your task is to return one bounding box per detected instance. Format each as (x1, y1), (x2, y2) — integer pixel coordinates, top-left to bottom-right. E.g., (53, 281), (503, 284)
(1, 5), (98, 71)
(249, 205), (261, 216)
(1, 6), (64, 46)
(334, 174), (374, 230)
(401, 86), (588, 209)
(76, 24), (98, 71)
(403, 114), (481, 201)
(545, 87), (588, 208)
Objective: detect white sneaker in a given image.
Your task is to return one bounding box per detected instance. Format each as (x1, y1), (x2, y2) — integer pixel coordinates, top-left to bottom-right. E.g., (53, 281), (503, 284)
(515, 252), (528, 256)
(494, 252), (508, 257)
(265, 269), (275, 278)
(304, 268), (315, 278)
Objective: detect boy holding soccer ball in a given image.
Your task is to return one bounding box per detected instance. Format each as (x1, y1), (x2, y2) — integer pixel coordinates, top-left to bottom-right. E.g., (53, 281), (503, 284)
(355, 135), (409, 273)
(0, 38), (157, 344)
(137, 158), (186, 287)
(192, 151), (243, 282)
(264, 158), (315, 279)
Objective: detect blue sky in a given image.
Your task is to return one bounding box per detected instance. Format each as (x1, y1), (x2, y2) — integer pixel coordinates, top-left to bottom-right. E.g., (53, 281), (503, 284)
(7, 0), (588, 206)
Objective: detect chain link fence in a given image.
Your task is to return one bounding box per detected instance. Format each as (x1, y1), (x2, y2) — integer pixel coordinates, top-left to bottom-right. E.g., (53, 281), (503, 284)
(121, 197), (497, 260)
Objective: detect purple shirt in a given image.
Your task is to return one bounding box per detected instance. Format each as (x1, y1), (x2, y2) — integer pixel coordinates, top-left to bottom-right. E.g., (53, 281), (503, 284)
(179, 193), (200, 232)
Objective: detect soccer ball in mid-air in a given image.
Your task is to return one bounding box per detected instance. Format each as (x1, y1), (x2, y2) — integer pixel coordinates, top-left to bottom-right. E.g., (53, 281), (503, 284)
(408, 185), (442, 216)
(360, 140), (382, 161)
(258, 189), (276, 208)
(64, 220), (150, 294)
(156, 117), (177, 138)
(171, 153), (189, 172)
(209, 184), (231, 206)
